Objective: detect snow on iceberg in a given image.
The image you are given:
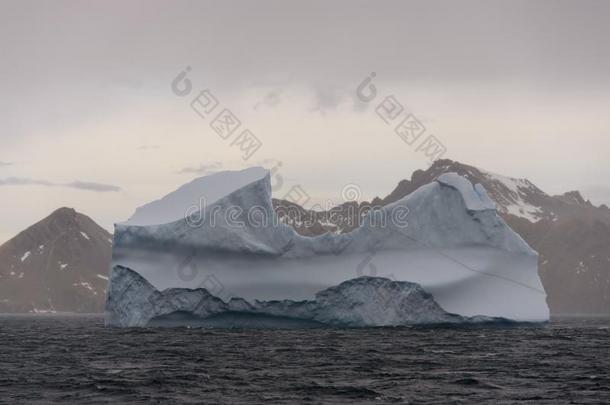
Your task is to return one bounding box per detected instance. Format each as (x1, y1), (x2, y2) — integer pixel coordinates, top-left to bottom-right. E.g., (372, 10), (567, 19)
(107, 169), (550, 327)
(122, 167), (268, 226)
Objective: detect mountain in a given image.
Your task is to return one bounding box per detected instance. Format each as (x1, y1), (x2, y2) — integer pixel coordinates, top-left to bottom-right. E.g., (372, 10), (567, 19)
(274, 159), (610, 315)
(0, 208), (112, 313)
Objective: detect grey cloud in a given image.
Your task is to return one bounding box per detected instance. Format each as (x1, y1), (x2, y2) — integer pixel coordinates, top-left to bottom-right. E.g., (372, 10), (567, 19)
(0, 177), (121, 192)
(352, 95), (370, 114)
(3, 0), (610, 143)
(179, 162), (223, 176)
(253, 89), (282, 110)
(65, 181), (121, 192)
(0, 177), (53, 186)
(5, 0), (610, 89)
(310, 88), (347, 114)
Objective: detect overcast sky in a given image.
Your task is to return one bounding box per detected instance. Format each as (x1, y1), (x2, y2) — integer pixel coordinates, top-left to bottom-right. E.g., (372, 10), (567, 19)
(1, 0), (609, 243)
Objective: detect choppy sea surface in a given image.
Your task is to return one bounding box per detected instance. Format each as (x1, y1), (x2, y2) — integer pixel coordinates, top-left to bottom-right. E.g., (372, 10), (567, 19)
(0, 315), (608, 404)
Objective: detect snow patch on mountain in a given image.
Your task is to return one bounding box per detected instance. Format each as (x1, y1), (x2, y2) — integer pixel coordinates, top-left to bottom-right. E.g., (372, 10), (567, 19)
(20, 251), (31, 262)
(75, 282), (94, 292)
(480, 170), (544, 222)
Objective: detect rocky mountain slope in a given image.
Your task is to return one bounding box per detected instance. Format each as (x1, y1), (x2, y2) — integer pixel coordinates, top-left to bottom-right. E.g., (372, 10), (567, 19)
(0, 208), (112, 313)
(275, 160), (610, 315)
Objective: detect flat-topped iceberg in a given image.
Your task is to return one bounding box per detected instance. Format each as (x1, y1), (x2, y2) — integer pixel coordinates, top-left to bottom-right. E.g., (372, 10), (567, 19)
(107, 169), (549, 327)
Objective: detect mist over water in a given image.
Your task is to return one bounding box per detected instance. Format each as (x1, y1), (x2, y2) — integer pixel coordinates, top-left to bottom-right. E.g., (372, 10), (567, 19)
(1, 315), (608, 404)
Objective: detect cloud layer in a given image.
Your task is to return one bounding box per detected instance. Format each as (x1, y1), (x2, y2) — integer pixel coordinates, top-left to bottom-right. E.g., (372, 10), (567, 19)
(178, 162), (224, 176)
(0, 177), (121, 192)
(0, 0), (609, 243)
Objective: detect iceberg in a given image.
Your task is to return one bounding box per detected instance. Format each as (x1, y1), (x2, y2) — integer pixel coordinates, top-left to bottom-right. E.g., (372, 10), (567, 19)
(106, 169), (549, 327)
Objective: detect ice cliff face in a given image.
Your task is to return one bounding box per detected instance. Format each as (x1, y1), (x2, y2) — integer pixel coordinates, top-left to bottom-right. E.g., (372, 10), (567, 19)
(106, 265), (503, 327)
(106, 265), (227, 327)
(113, 171), (534, 257)
(108, 169), (549, 325)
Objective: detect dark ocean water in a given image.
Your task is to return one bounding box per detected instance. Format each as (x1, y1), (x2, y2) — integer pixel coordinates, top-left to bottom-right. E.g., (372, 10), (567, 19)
(0, 315), (609, 404)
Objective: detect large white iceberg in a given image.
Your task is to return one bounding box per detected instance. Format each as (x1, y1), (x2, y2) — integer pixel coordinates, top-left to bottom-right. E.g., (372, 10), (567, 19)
(106, 169), (549, 327)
